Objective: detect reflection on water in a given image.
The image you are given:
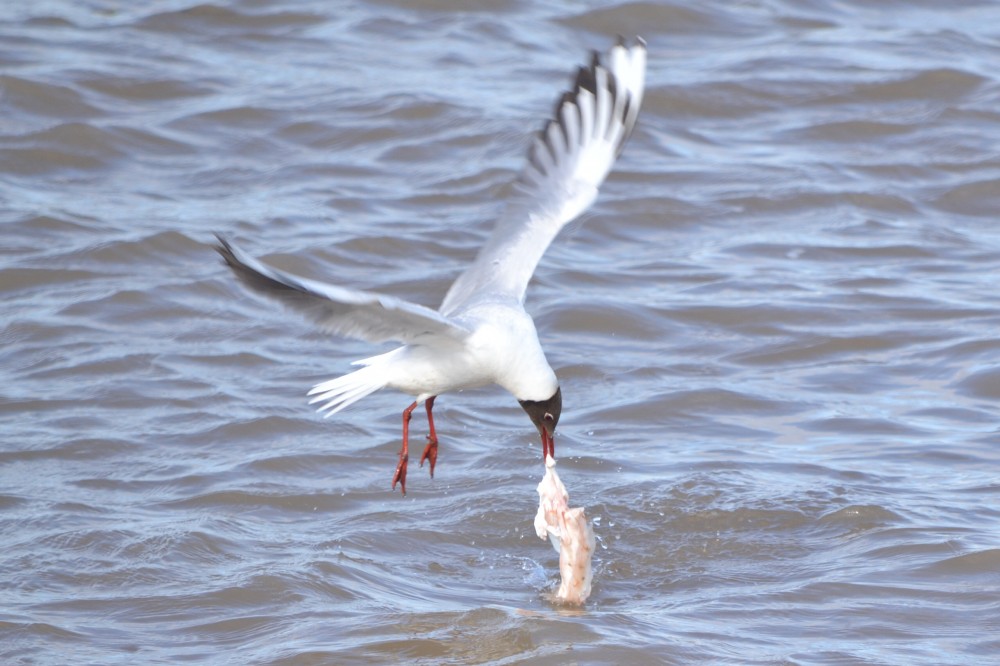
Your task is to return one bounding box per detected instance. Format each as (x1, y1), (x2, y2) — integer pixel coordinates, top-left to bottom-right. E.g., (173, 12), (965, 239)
(2, 0), (1000, 663)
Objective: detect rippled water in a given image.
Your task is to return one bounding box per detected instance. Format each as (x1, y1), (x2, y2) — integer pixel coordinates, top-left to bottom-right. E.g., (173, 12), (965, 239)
(3, 1), (1000, 664)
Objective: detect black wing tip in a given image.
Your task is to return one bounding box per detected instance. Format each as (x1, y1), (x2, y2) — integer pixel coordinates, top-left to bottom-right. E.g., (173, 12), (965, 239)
(615, 35), (646, 49)
(213, 233), (249, 274)
(574, 36), (644, 99)
(553, 89), (575, 118)
(213, 232), (235, 261)
(212, 233), (306, 296)
(523, 36), (645, 180)
(212, 233), (255, 279)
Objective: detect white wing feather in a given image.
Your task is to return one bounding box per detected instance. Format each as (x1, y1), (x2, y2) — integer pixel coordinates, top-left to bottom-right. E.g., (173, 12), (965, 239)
(440, 38), (647, 315)
(215, 235), (470, 345)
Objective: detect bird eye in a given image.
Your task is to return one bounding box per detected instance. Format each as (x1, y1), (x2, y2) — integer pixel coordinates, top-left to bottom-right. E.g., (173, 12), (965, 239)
(544, 413), (553, 421)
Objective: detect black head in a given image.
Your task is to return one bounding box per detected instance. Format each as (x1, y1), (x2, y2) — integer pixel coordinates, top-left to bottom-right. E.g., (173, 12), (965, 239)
(518, 386), (562, 439)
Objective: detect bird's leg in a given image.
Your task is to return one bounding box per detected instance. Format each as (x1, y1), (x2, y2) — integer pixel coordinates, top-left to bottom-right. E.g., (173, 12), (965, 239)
(392, 401), (419, 495)
(419, 396), (439, 477)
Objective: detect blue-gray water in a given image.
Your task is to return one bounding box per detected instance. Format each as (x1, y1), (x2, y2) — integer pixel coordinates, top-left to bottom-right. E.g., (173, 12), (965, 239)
(2, 1), (1000, 664)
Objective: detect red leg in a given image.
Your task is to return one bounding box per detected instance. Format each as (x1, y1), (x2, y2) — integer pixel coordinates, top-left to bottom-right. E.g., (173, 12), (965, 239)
(419, 396), (439, 477)
(392, 401), (419, 495)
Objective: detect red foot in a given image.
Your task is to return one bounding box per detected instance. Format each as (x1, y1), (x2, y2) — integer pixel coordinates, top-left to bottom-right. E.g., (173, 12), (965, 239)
(420, 436), (439, 477)
(419, 396), (439, 478)
(391, 401), (419, 496)
(391, 397), (439, 495)
(392, 453), (408, 495)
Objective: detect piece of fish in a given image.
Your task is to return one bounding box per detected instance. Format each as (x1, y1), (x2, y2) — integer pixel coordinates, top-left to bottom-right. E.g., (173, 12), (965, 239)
(534, 455), (595, 604)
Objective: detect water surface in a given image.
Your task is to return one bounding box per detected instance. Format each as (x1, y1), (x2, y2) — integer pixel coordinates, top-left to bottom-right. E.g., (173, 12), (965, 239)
(3, 1), (1000, 664)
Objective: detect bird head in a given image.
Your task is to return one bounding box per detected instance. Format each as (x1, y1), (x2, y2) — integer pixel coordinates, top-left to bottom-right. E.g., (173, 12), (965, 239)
(519, 386), (562, 459)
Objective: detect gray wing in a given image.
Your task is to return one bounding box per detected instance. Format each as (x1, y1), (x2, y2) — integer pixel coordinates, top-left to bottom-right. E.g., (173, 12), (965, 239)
(215, 235), (470, 345)
(439, 37), (647, 315)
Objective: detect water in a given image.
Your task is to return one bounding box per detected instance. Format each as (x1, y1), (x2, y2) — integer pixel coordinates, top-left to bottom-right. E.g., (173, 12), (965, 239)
(3, 1), (1000, 663)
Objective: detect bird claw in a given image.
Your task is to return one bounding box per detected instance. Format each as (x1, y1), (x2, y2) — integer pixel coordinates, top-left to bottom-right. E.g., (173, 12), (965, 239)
(392, 453), (408, 495)
(419, 436), (439, 478)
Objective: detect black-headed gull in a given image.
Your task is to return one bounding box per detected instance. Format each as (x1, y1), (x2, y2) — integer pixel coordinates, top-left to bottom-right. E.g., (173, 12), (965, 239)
(216, 37), (646, 494)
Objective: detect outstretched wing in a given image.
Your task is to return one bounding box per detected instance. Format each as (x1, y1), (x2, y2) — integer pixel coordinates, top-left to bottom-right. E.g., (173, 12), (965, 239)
(215, 235), (470, 345)
(440, 37), (647, 315)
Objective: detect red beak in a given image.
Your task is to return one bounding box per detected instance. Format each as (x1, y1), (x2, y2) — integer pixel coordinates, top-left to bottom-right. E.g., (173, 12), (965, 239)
(541, 428), (555, 461)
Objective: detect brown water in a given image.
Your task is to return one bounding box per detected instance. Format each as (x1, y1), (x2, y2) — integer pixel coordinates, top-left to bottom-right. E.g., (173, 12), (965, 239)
(3, 1), (1000, 664)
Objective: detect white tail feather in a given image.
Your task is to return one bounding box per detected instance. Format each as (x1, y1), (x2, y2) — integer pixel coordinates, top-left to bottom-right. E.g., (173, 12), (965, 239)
(308, 367), (385, 415)
(306, 348), (401, 415)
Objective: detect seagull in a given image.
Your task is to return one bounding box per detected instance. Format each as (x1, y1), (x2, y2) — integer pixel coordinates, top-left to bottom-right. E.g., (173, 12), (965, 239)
(215, 37), (646, 495)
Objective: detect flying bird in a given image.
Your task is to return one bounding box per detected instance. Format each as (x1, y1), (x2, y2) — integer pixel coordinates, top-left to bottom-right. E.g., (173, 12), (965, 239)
(216, 37), (647, 495)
